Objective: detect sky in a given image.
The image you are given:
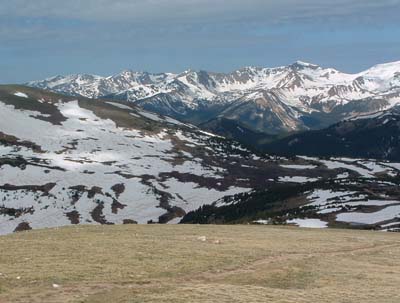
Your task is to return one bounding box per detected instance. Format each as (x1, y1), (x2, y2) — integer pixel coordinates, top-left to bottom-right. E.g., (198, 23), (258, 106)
(1, 0), (400, 83)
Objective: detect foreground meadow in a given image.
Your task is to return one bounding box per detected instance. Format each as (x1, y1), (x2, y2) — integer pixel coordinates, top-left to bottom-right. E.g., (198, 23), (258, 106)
(0, 225), (399, 303)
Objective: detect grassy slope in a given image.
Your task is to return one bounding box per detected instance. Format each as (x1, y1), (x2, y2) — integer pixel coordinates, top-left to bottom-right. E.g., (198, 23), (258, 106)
(0, 225), (399, 303)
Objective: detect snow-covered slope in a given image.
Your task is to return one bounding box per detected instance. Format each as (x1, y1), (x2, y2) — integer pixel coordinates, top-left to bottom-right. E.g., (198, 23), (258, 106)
(1, 85), (399, 234)
(183, 156), (400, 231)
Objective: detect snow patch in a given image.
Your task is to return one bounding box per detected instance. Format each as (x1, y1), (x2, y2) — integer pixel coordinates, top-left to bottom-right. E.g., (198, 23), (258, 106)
(287, 218), (328, 228)
(14, 92), (29, 98)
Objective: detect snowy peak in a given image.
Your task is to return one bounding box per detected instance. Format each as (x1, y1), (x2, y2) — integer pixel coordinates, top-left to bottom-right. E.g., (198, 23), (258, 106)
(361, 60), (400, 77)
(28, 60), (400, 101)
(27, 60), (400, 135)
(290, 60), (320, 70)
(355, 61), (400, 92)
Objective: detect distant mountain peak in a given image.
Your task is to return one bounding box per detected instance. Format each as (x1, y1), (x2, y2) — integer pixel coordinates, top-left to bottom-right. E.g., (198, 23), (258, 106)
(291, 61), (320, 69)
(27, 60), (400, 135)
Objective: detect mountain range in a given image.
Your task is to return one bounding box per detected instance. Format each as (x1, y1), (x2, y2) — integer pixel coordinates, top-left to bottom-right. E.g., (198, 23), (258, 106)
(28, 61), (400, 140)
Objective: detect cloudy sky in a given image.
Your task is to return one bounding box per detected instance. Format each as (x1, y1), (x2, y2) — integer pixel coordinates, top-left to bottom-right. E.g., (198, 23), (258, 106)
(1, 0), (400, 83)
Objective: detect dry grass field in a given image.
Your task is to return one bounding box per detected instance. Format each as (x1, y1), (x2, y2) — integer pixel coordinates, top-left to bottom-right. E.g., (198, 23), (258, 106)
(0, 225), (399, 303)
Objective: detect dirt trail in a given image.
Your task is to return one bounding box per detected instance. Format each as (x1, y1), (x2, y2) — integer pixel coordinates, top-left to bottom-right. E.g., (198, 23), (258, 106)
(190, 241), (400, 281)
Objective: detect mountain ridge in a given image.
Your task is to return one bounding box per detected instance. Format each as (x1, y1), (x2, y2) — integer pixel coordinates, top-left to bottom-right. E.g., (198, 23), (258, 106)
(28, 60), (400, 138)
(262, 105), (400, 160)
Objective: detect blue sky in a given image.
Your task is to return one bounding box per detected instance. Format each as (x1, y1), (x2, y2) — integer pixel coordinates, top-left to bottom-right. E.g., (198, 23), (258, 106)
(1, 0), (400, 83)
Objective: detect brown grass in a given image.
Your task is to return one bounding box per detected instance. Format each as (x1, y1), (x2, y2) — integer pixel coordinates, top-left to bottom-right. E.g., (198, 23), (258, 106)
(0, 225), (399, 303)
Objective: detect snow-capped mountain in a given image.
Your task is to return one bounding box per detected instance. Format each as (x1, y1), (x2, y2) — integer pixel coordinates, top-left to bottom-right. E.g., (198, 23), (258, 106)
(28, 60), (400, 136)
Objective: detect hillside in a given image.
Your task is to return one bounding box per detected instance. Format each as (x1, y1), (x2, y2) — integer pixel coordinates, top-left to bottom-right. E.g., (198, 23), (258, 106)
(1, 85), (400, 234)
(0, 84), (265, 233)
(199, 117), (277, 148)
(263, 106), (400, 160)
(182, 176), (400, 231)
(0, 225), (399, 303)
(28, 61), (400, 139)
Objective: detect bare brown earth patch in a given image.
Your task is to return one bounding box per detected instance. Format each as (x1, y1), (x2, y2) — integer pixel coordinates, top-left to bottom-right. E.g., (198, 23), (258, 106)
(13, 222), (32, 232)
(111, 199), (126, 214)
(0, 85), (68, 125)
(0, 183), (56, 194)
(0, 132), (43, 152)
(122, 219), (137, 224)
(91, 203), (113, 225)
(87, 186), (103, 199)
(66, 210), (80, 224)
(111, 183), (125, 198)
(0, 206), (34, 218)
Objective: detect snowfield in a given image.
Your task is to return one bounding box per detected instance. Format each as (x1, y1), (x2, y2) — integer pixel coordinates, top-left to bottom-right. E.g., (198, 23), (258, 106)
(336, 205), (400, 225)
(0, 96), (256, 234)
